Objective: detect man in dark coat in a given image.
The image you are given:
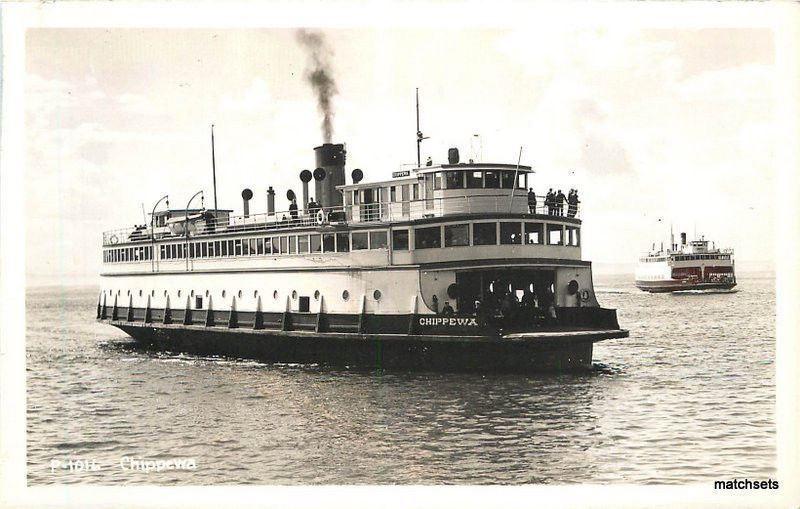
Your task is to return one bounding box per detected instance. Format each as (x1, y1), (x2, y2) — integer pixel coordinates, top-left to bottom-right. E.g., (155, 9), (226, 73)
(555, 189), (566, 216)
(527, 188), (537, 214)
(545, 188), (554, 215)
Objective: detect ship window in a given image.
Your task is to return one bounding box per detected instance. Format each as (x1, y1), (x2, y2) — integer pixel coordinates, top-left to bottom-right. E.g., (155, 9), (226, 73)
(256, 238), (264, 255)
(222, 290), (226, 298)
(352, 232), (368, 250)
(392, 229), (409, 251)
(525, 222), (544, 244)
(473, 222), (497, 245)
(433, 172), (442, 190)
(249, 238), (257, 255)
(314, 290), (320, 300)
(547, 224), (564, 245)
(517, 173), (527, 189)
(201, 242), (208, 257)
(178, 290), (181, 297)
(228, 240), (235, 256)
(273, 290), (279, 299)
(370, 231), (388, 249)
(238, 290), (243, 298)
(195, 296), (202, 309)
(172, 244), (179, 259)
(390, 186), (397, 202)
(412, 183), (419, 200)
(213, 241), (220, 256)
(566, 226), (580, 246)
(242, 239), (250, 255)
(299, 296), (310, 312)
(500, 171), (516, 189)
(484, 171), (500, 188)
(353, 190), (360, 205)
(280, 236), (289, 254)
(414, 226), (441, 249)
(466, 171), (483, 188)
(342, 290), (349, 301)
(310, 235), (321, 253)
(323, 233), (336, 252)
(336, 233), (350, 252)
(373, 290), (382, 301)
(292, 290), (298, 300)
(500, 222), (522, 244)
(288, 235), (297, 254)
(298, 235), (309, 253)
(234, 239), (242, 256)
(445, 171), (464, 189)
(220, 241), (227, 256)
(160, 245), (165, 260)
(444, 224), (470, 247)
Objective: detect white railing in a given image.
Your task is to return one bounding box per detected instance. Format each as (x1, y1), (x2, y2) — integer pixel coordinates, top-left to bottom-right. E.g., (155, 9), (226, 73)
(102, 193), (581, 246)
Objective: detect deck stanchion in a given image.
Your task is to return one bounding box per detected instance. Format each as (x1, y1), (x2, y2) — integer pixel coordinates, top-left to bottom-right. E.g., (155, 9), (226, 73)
(127, 294), (134, 322)
(227, 296), (238, 328)
(281, 295), (291, 331)
(144, 295), (152, 324)
(101, 294), (107, 319)
(96, 293), (102, 319)
(408, 295), (418, 335)
(111, 295), (118, 321)
(253, 295), (263, 330)
(163, 295), (172, 324)
(183, 295), (192, 325)
(205, 295), (214, 327)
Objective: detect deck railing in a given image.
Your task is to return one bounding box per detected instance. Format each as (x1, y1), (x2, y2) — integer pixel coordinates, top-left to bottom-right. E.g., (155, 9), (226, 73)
(102, 193), (581, 246)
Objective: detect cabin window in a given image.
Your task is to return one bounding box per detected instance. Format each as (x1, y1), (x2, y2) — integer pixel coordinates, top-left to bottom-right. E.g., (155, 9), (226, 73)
(414, 226), (441, 249)
(195, 296), (203, 309)
(369, 231), (388, 249)
(517, 173), (527, 189)
(525, 222), (544, 244)
(159, 245), (166, 260)
(249, 238), (257, 255)
(299, 296), (310, 312)
(352, 232), (368, 250)
(288, 235), (297, 254)
(433, 172), (442, 190)
(567, 227), (580, 246)
(263, 238), (271, 254)
(280, 236), (289, 254)
(390, 186), (397, 202)
(500, 222), (522, 245)
(412, 183), (419, 200)
(392, 229), (409, 251)
(323, 234), (336, 253)
(444, 224), (470, 247)
(234, 239), (242, 256)
(298, 235), (309, 253)
(473, 222), (497, 245)
(242, 239), (249, 256)
(500, 171), (516, 189)
(214, 241), (221, 256)
(336, 233), (350, 252)
(484, 171), (500, 188)
(353, 190), (360, 205)
(445, 171), (464, 189)
(310, 235), (321, 253)
(547, 224), (564, 245)
(466, 171), (483, 188)
(198, 242), (206, 257)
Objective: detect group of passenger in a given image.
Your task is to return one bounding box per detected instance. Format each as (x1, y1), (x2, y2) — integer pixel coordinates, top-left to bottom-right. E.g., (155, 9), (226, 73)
(542, 189), (580, 217)
(287, 198), (323, 222)
(432, 281), (557, 328)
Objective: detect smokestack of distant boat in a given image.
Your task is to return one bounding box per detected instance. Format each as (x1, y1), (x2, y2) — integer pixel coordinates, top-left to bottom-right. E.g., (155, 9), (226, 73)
(266, 186), (275, 216)
(681, 232), (687, 246)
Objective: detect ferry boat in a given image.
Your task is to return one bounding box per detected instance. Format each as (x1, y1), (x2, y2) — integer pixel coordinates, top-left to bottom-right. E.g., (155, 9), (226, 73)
(635, 232), (736, 293)
(97, 142), (628, 372)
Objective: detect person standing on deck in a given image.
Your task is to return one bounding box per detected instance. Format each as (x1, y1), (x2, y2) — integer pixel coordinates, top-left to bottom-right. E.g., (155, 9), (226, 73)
(545, 188), (554, 215)
(527, 188), (537, 214)
(555, 189), (566, 216)
(289, 198), (299, 221)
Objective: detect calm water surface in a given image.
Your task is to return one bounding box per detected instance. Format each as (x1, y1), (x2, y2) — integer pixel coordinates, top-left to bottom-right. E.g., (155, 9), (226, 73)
(26, 274), (775, 484)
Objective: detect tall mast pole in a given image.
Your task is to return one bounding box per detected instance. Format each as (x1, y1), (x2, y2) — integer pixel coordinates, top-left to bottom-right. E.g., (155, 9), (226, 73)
(416, 88), (421, 167)
(211, 124), (218, 211)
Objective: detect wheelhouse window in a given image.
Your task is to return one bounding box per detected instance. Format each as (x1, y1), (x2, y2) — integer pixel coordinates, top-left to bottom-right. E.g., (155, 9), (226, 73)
(547, 224), (564, 245)
(444, 224), (470, 247)
(352, 232), (368, 250)
(525, 222), (544, 244)
(412, 184), (419, 200)
(433, 172), (442, 190)
(414, 226), (441, 249)
(566, 226), (580, 246)
(392, 229), (409, 251)
(500, 222), (522, 244)
(445, 171), (464, 189)
(369, 231), (388, 249)
(466, 170), (483, 188)
(473, 222), (497, 245)
(500, 171), (515, 189)
(484, 171), (500, 188)
(336, 233), (350, 252)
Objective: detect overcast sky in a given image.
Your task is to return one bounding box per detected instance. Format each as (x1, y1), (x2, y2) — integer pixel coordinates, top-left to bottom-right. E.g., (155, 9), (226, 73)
(25, 26), (775, 284)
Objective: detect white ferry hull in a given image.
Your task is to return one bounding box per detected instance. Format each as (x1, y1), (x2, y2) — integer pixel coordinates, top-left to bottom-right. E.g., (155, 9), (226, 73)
(634, 279), (737, 293)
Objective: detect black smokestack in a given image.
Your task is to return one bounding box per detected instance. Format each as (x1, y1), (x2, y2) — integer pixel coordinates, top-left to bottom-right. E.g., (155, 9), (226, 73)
(296, 29), (338, 143)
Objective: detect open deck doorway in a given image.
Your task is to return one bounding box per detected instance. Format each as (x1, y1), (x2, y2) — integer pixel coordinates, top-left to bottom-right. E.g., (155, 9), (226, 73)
(454, 269), (555, 316)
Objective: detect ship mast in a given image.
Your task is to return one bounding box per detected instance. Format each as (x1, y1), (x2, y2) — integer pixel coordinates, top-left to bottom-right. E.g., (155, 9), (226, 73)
(415, 88), (428, 167)
(211, 124), (218, 211)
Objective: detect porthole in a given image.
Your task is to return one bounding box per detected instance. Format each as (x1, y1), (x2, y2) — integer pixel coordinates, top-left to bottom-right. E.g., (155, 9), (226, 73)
(151, 290), (155, 297)
(190, 290), (194, 297)
(164, 290), (168, 297)
(117, 290), (121, 296)
(238, 290), (243, 299)
(205, 290), (209, 297)
(273, 290), (279, 300)
(292, 290), (298, 300)
(127, 290), (130, 296)
(178, 290), (182, 297)
(373, 289), (382, 301)
(139, 290), (143, 297)
(222, 290), (227, 298)
(342, 290), (349, 301)
(254, 290), (258, 298)
(314, 290), (320, 300)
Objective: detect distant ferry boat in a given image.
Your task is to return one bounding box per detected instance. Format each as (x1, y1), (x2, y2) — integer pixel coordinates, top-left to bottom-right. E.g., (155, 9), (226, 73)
(96, 139), (628, 372)
(635, 232), (736, 293)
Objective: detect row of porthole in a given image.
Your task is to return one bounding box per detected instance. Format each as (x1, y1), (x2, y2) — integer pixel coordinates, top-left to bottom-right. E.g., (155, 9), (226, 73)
(105, 288), (383, 302)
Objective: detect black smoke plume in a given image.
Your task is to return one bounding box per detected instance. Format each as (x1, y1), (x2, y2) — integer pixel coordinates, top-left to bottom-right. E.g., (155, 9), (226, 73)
(296, 29), (338, 143)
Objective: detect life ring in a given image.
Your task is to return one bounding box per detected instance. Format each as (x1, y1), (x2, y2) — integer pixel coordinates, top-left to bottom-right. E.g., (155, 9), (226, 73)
(316, 210), (327, 225)
(109, 233), (119, 245)
(580, 289), (590, 302)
